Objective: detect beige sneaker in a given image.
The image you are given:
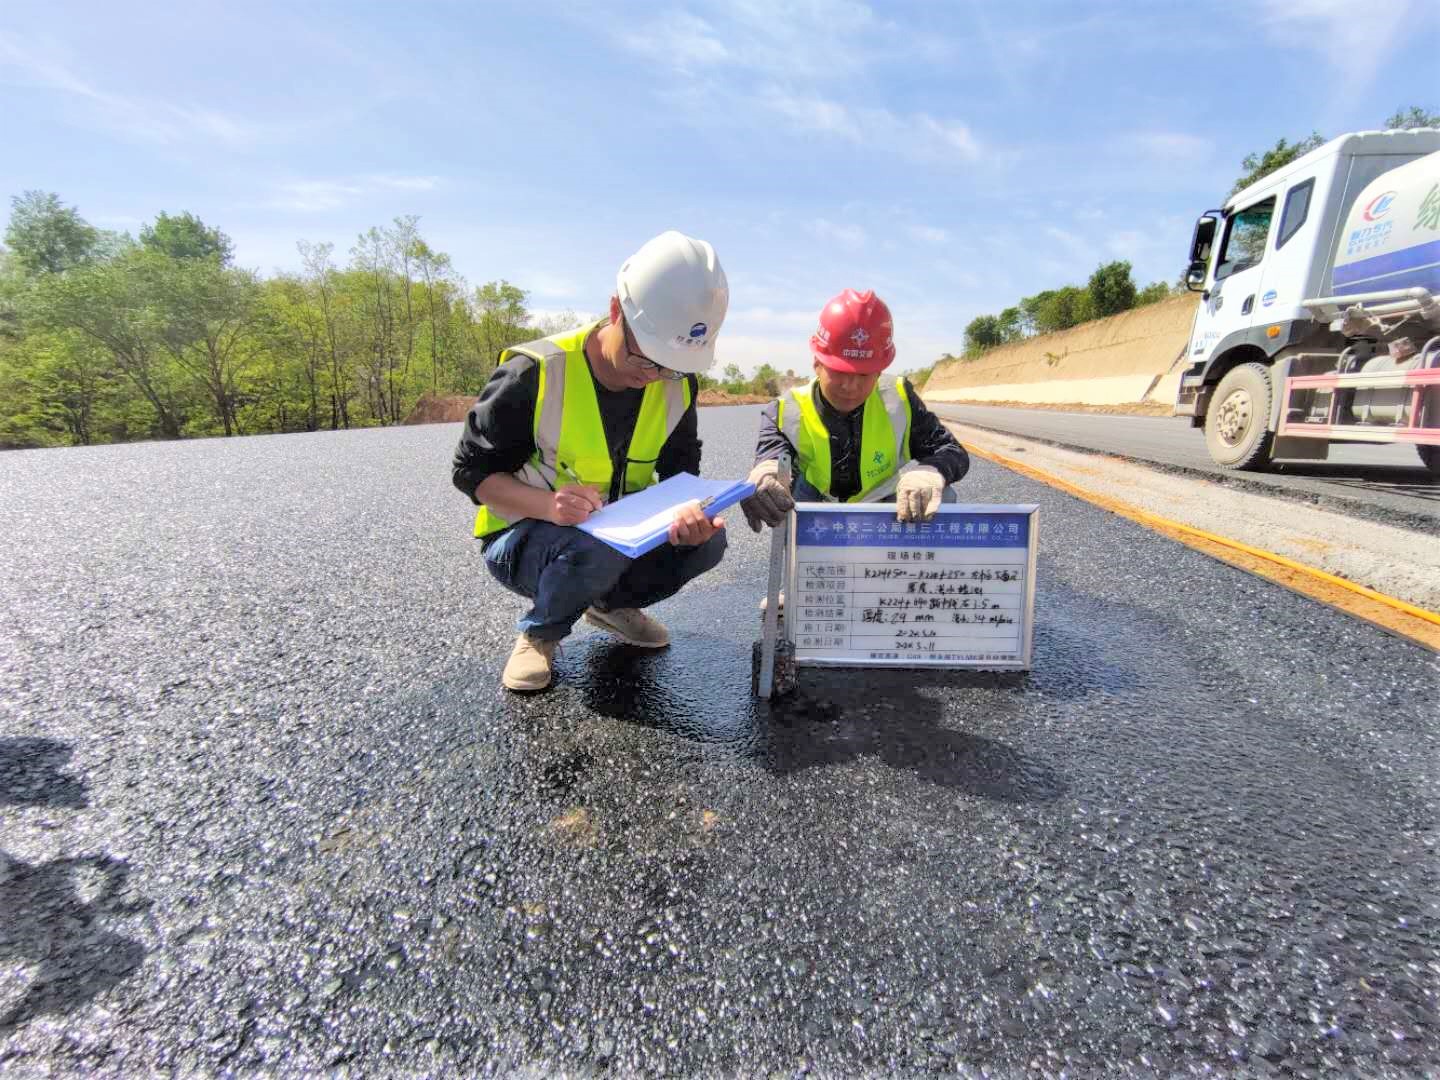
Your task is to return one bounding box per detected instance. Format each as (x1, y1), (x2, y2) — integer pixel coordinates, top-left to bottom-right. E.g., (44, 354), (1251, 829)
(502, 633), (559, 691)
(757, 590), (786, 613)
(584, 607), (670, 648)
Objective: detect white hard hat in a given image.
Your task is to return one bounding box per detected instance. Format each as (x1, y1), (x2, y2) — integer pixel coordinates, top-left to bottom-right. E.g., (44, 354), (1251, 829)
(616, 230), (729, 374)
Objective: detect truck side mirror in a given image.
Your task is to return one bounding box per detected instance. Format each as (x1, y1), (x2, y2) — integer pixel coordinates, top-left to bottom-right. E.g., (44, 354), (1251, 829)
(1185, 212), (1220, 292)
(1189, 213), (1219, 262)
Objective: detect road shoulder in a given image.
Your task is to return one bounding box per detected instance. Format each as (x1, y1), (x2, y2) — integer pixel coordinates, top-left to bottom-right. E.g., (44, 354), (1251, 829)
(945, 421), (1440, 647)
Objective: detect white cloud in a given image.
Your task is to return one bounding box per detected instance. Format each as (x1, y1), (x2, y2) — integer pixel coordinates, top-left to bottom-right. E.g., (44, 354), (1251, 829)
(759, 88), (860, 140)
(264, 175), (445, 212)
(1120, 131), (1214, 165)
(1043, 225), (1089, 258)
(620, 11), (730, 72)
(758, 87), (982, 163)
(369, 174), (442, 191)
(728, 306), (818, 329)
(908, 224), (950, 246)
(522, 271), (583, 301)
(711, 332), (811, 376)
(1255, 0), (1416, 94)
(916, 115), (981, 160)
(808, 217), (868, 249)
(0, 32), (260, 147)
(1105, 229), (1151, 261)
(266, 181), (365, 212)
(617, 1), (885, 81)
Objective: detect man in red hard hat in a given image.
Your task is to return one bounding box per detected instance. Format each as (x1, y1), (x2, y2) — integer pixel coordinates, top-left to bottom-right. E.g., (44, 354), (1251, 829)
(740, 288), (969, 530)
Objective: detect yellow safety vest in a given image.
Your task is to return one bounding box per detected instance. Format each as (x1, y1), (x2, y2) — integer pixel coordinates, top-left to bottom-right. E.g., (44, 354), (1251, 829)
(474, 321), (692, 538)
(777, 377), (912, 501)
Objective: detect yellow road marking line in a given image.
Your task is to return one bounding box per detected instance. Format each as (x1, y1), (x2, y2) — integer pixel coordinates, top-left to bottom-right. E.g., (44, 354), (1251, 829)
(962, 441), (1440, 651)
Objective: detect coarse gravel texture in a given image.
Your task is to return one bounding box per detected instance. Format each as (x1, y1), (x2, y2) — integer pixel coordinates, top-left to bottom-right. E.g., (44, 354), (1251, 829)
(1, 405), (1436, 1078)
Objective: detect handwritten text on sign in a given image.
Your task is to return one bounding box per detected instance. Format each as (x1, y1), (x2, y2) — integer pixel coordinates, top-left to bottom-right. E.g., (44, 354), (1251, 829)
(790, 506), (1036, 669)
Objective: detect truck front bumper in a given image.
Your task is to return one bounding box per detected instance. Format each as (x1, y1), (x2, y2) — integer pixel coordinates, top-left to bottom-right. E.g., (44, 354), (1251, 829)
(1173, 374), (1209, 419)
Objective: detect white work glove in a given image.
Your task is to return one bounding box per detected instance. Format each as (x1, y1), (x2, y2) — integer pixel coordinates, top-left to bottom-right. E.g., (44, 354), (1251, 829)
(740, 459), (795, 532)
(895, 465), (946, 522)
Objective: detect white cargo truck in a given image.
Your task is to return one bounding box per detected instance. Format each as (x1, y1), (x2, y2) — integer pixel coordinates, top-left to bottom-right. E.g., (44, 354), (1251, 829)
(1175, 130), (1440, 473)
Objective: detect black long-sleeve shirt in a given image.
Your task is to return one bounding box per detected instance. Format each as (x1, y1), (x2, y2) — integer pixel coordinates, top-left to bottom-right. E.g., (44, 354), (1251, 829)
(451, 350), (701, 508)
(753, 378), (968, 500)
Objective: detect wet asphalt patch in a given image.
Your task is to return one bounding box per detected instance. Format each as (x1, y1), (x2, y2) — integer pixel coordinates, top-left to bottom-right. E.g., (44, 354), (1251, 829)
(0, 407), (1435, 1075)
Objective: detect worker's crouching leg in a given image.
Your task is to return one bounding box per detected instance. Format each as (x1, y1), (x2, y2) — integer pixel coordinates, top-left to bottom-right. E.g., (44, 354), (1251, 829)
(484, 520), (633, 641)
(594, 530), (727, 613)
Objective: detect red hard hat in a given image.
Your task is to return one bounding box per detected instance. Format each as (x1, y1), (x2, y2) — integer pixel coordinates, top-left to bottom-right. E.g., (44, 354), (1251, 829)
(810, 288), (895, 374)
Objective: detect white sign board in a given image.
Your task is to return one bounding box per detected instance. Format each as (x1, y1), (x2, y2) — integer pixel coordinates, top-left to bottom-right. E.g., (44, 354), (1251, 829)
(788, 503), (1038, 670)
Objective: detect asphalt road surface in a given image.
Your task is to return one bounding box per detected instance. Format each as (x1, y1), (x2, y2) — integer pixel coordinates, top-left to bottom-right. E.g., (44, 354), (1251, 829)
(930, 404), (1440, 532)
(1, 406), (1436, 1076)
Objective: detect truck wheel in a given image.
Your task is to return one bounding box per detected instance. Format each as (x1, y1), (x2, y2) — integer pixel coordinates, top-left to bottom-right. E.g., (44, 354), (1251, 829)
(1419, 445), (1440, 476)
(1205, 362), (1274, 470)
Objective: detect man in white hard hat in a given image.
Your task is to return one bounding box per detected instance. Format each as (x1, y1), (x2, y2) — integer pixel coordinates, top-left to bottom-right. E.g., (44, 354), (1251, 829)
(453, 231), (731, 691)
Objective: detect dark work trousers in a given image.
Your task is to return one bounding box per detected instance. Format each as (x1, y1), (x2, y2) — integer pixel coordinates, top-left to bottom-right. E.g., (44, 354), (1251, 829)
(483, 520), (727, 641)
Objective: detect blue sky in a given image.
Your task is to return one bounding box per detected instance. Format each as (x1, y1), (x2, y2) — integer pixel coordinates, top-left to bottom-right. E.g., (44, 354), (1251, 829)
(1, 0), (1435, 375)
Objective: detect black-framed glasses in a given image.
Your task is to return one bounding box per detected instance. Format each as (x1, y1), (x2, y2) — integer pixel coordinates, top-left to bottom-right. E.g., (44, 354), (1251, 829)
(621, 319), (686, 381)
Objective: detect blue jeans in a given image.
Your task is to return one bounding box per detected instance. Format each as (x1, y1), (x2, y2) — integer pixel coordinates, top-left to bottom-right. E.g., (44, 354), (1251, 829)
(483, 521), (727, 641)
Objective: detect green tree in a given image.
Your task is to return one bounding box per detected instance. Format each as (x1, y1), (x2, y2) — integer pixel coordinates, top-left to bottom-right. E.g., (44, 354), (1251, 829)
(1021, 286), (1092, 335)
(1385, 106), (1440, 130)
(140, 211), (235, 264)
(1018, 292), (1050, 337)
(750, 362), (781, 396)
(153, 259), (261, 436)
(964, 314), (1004, 354)
(472, 279), (531, 377)
(1087, 260), (1137, 317)
(298, 240), (354, 429)
(1231, 132), (1325, 195)
(997, 306), (1023, 342)
(1136, 281), (1172, 306)
(5, 191), (99, 276)
(32, 250), (190, 438)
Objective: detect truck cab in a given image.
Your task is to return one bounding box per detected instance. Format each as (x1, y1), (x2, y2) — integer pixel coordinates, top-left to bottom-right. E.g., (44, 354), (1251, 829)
(1175, 130), (1440, 470)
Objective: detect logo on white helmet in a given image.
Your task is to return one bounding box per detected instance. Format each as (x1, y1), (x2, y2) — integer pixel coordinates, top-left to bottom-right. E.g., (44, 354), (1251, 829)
(674, 322), (709, 349)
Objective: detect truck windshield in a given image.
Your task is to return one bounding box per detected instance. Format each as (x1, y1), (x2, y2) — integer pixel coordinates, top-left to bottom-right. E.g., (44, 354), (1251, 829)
(1215, 198), (1275, 280)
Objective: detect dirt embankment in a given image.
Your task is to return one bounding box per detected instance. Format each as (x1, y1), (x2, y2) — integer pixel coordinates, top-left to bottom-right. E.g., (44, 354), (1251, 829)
(696, 389), (770, 405)
(402, 394), (473, 425)
(924, 294), (1200, 412)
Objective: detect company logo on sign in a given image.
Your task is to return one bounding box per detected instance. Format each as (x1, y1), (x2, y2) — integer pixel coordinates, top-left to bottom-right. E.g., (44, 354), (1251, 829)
(1362, 192), (1396, 222)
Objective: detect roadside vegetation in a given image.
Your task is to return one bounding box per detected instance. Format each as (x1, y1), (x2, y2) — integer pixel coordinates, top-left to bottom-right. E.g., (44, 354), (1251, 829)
(697, 362), (802, 399)
(0, 194), (576, 449)
(950, 259), (1179, 362)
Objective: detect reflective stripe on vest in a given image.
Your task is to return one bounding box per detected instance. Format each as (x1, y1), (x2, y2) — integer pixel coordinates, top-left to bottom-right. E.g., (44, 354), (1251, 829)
(776, 377), (912, 502)
(473, 321), (691, 538)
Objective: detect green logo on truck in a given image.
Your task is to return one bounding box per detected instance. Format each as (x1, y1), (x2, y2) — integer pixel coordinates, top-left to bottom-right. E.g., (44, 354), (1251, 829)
(1416, 183), (1440, 231)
